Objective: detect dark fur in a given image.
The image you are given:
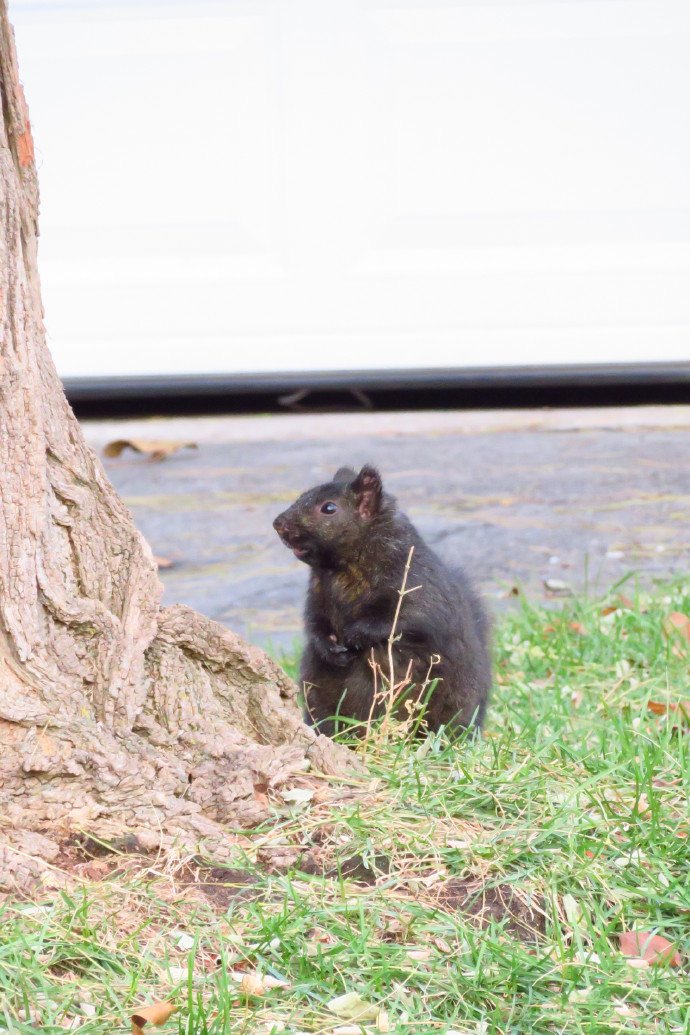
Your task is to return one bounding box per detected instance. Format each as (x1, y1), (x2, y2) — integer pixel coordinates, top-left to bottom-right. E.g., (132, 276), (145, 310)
(273, 465), (491, 737)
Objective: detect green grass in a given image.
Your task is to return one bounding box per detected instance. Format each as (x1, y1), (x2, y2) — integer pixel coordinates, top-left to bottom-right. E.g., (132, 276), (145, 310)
(1, 581), (689, 1034)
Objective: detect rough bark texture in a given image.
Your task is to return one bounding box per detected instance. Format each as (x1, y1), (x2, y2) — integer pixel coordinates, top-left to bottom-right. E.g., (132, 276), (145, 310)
(0, 3), (353, 891)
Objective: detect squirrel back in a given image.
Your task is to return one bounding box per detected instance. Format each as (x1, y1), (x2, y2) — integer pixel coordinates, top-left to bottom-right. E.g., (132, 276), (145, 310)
(273, 465), (491, 737)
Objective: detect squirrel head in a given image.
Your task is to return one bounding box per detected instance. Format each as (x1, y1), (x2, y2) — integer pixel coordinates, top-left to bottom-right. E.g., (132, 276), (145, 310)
(273, 465), (389, 568)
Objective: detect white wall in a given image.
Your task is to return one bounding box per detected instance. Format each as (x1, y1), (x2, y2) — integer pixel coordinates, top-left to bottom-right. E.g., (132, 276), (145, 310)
(10, 0), (690, 379)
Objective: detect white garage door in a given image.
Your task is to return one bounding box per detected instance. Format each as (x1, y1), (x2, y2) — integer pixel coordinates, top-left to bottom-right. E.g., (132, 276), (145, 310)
(10, 0), (690, 382)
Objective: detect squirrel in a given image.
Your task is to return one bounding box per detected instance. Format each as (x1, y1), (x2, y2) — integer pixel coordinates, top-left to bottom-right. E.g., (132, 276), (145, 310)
(273, 465), (491, 738)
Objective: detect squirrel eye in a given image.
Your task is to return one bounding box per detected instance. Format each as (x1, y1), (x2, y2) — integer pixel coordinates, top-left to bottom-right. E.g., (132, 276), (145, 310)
(320, 501), (337, 515)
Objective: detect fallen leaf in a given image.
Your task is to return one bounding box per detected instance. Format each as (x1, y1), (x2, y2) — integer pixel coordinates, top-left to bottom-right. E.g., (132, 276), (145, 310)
(647, 700), (690, 724)
(613, 849), (647, 868)
(569, 622), (586, 636)
(572, 950), (600, 965)
(153, 556), (175, 570)
(131, 1001), (177, 1035)
(165, 967), (187, 983)
(17, 1007), (42, 1025)
(103, 439), (197, 462)
(664, 612), (690, 643)
(635, 793), (651, 817)
(240, 973), (265, 997)
(618, 931), (681, 966)
(305, 927), (337, 948)
(376, 1008), (391, 1031)
(562, 894), (581, 926)
(281, 787), (315, 805)
(264, 976), (289, 990)
(327, 991), (380, 1022)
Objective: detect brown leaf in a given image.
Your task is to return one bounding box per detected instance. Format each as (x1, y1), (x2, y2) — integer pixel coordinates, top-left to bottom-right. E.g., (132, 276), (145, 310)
(153, 556), (175, 570)
(618, 931), (681, 966)
(664, 612), (690, 643)
(240, 973), (265, 997)
(132, 1001), (177, 1035)
(103, 439), (197, 462)
(647, 700), (690, 723)
(569, 622), (586, 636)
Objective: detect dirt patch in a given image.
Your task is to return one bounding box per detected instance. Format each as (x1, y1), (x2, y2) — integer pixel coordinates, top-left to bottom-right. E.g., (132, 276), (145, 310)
(292, 839), (545, 944)
(294, 849), (392, 884)
(53, 840), (261, 912)
(4, 828), (545, 947)
(176, 861), (260, 911)
(324, 853), (392, 884)
(50, 835), (153, 885)
(61, 833), (146, 862)
(436, 877), (546, 941)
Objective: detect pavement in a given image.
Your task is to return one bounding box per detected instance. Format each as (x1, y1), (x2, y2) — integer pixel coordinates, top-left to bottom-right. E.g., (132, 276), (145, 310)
(82, 405), (690, 651)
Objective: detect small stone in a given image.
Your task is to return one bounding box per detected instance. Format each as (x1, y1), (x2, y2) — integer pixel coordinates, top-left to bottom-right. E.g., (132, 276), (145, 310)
(543, 578), (572, 595)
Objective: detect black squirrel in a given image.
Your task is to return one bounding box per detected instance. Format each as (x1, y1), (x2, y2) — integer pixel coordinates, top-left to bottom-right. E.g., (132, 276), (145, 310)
(273, 465), (491, 737)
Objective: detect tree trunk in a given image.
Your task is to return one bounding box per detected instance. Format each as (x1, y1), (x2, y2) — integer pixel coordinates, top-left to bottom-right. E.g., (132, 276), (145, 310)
(0, 3), (352, 890)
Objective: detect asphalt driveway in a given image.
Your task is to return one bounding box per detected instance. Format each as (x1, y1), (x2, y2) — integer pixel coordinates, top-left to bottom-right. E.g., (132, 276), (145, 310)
(83, 405), (690, 650)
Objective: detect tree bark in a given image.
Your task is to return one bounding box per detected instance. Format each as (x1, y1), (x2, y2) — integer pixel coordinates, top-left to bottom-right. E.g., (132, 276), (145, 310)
(0, 2), (352, 889)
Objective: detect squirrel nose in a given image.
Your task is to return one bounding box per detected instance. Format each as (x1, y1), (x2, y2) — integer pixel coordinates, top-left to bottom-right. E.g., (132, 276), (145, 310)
(273, 514), (288, 535)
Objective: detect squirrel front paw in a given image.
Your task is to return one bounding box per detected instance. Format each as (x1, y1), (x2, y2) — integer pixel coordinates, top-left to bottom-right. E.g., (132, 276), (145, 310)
(325, 634), (356, 667)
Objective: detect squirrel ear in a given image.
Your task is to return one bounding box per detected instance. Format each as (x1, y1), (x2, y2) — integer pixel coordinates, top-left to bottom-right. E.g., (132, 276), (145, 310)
(352, 465), (382, 519)
(333, 466), (356, 484)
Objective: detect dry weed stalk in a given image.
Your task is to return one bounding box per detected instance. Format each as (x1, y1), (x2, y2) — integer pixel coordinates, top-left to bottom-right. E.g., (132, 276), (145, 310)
(361, 547), (441, 750)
